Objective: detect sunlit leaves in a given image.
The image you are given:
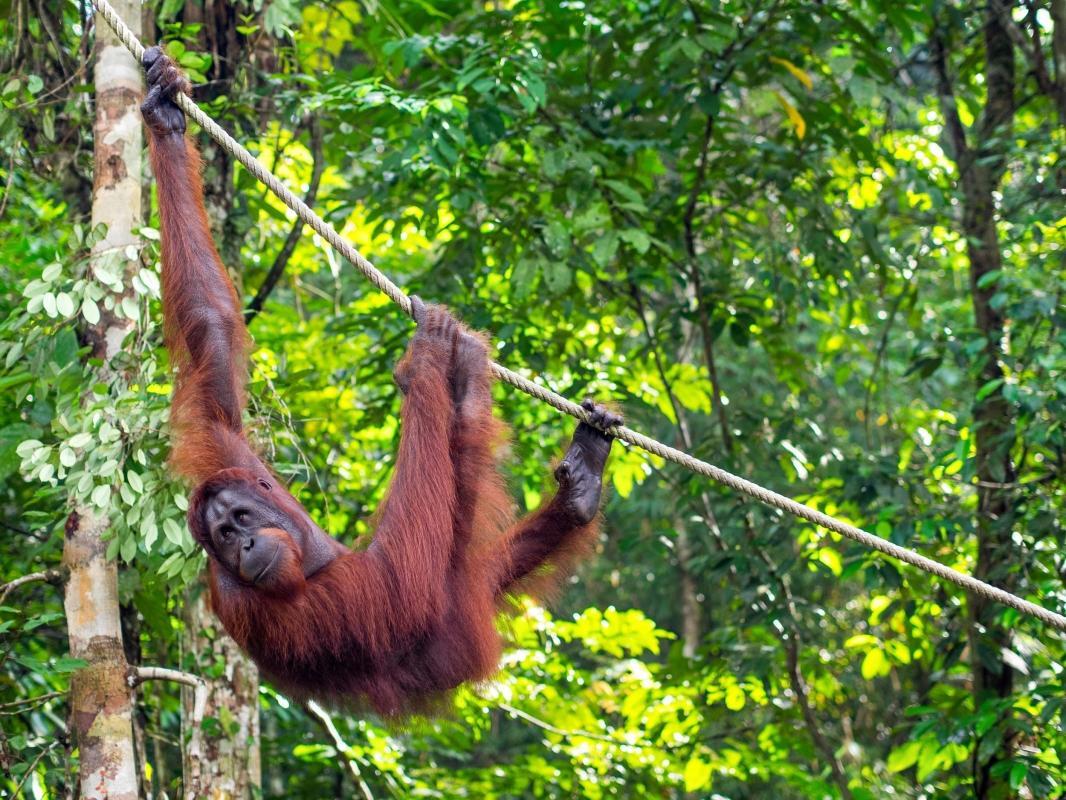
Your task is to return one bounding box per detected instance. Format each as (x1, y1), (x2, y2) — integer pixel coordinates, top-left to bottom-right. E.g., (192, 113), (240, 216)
(684, 756), (713, 791)
(4, 0), (1065, 795)
(559, 607), (671, 659)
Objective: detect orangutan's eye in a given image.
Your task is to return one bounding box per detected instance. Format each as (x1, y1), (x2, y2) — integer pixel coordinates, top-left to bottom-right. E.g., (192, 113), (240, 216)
(219, 527), (234, 541)
(235, 510), (249, 524)
(257, 479), (271, 491)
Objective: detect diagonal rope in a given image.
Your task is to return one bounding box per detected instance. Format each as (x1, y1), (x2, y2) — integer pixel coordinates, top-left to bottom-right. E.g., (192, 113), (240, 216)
(90, 0), (1066, 634)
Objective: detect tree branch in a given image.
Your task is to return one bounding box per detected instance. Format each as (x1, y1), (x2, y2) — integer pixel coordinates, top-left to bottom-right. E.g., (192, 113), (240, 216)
(980, 2), (1017, 143)
(303, 700), (374, 800)
(682, 113), (716, 259)
(783, 632), (853, 799)
(245, 120), (325, 322)
(0, 569), (64, 604)
(997, 0), (1066, 122)
(129, 666), (204, 689)
(130, 666), (209, 756)
(0, 690), (66, 713)
(931, 25), (972, 168)
(12, 742), (55, 799)
(498, 702), (636, 747)
(1052, 0), (1066, 93)
(0, 519), (50, 541)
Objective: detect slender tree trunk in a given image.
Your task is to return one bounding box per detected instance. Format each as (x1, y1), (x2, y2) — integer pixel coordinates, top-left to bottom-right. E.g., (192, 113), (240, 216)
(672, 522), (703, 658)
(935, 9), (1018, 798)
(964, 15), (1018, 800)
(628, 283), (706, 653)
(181, 589), (261, 800)
(62, 3), (143, 795)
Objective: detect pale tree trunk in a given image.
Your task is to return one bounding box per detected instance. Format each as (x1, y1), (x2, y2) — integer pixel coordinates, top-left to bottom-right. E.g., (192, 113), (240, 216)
(63, 511), (137, 800)
(673, 524), (703, 658)
(62, 2), (144, 796)
(181, 589), (261, 800)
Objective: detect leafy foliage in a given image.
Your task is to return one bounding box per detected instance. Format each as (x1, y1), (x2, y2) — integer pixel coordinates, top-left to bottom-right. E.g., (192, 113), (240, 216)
(1, 0), (1064, 797)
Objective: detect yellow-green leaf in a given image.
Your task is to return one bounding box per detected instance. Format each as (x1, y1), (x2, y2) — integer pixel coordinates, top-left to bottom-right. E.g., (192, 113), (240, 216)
(861, 648), (890, 680)
(683, 757), (712, 792)
(772, 91), (806, 139)
(770, 56), (814, 90)
(725, 684), (746, 711)
(844, 634), (879, 649)
(815, 547), (842, 576)
(887, 741), (921, 773)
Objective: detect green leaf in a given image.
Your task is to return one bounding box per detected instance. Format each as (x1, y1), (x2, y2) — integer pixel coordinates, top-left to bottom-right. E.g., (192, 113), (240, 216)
(887, 741), (921, 773)
(55, 292), (75, 318)
(158, 0), (184, 22)
(158, 552), (183, 576)
(51, 657), (88, 673)
(976, 377), (1004, 402)
(915, 740), (941, 782)
(511, 257), (539, 298)
(81, 298), (100, 325)
(601, 179), (646, 211)
(127, 470), (144, 493)
(620, 229), (651, 254)
(68, 432), (93, 449)
(163, 518), (184, 546)
(544, 220), (571, 256)
(683, 757), (712, 792)
(542, 261), (571, 294)
(263, 0), (300, 36)
(120, 535), (137, 563)
(1009, 761), (1028, 790)
(0, 373), (32, 392)
(861, 648), (889, 680)
(91, 484), (111, 508)
(592, 233), (619, 267)
(724, 684), (745, 711)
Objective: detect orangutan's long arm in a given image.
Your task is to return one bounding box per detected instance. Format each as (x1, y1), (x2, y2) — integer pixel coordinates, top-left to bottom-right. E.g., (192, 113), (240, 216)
(142, 47), (254, 481)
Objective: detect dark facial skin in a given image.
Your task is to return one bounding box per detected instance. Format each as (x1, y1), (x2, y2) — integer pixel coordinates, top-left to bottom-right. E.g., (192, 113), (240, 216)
(202, 481), (348, 586)
(203, 487), (293, 584)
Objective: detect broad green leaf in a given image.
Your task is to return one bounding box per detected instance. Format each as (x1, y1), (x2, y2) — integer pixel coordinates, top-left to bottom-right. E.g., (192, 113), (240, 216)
(887, 741), (921, 773)
(683, 757), (712, 792)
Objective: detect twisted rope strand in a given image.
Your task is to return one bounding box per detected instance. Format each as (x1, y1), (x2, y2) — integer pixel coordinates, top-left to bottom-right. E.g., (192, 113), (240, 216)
(90, 0), (1066, 634)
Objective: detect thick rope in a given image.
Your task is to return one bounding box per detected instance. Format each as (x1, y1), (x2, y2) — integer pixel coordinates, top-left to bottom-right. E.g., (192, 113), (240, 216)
(91, 0), (1066, 634)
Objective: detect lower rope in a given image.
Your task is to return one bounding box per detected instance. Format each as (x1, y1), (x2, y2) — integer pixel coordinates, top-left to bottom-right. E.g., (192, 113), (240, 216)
(90, 0), (1066, 634)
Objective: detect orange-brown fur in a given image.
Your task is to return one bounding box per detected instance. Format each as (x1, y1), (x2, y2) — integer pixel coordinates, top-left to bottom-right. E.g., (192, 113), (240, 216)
(145, 62), (608, 716)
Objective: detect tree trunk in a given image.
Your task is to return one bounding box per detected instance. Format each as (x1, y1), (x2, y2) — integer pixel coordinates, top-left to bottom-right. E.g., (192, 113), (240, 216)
(936, 8), (1019, 798)
(964, 14), (1018, 800)
(64, 512), (138, 800)
(673, 523), (703, 658)
(181, 588), (261, 800)
(61, 3), (144, 795)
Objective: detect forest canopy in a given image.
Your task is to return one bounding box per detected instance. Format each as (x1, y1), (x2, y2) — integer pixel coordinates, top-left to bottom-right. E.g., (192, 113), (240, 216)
(1, 0), (1064, 798)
